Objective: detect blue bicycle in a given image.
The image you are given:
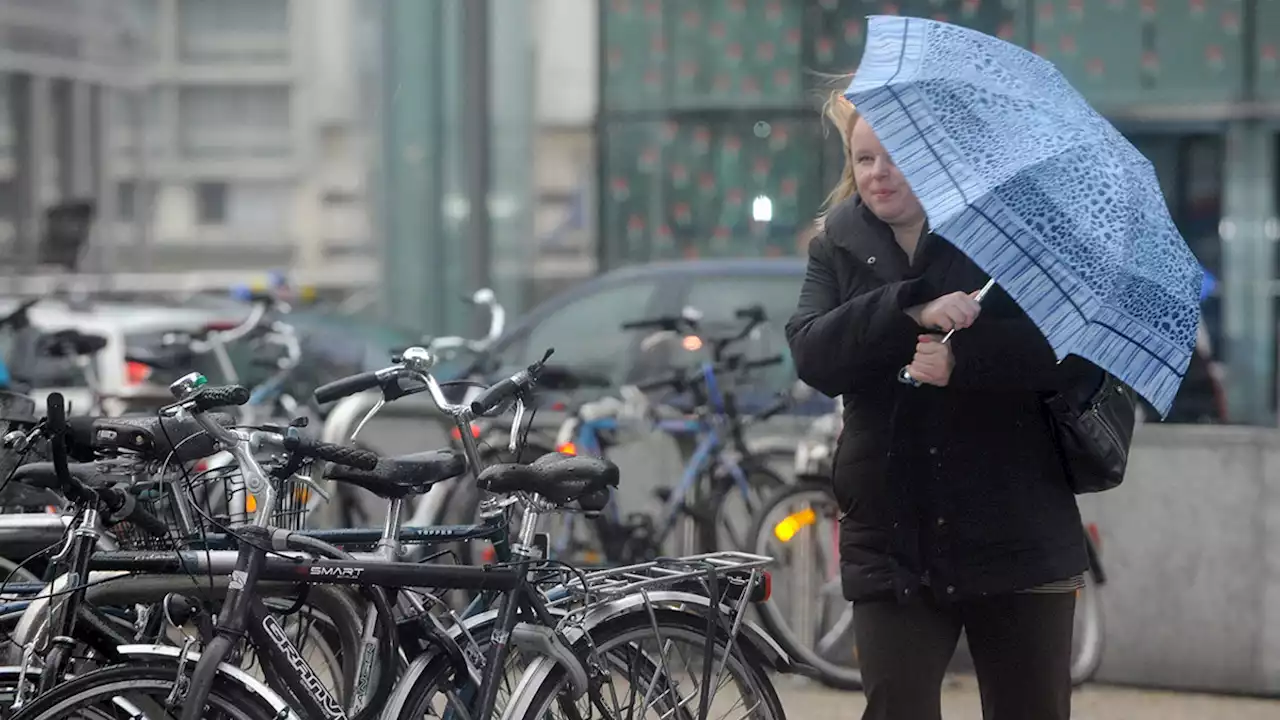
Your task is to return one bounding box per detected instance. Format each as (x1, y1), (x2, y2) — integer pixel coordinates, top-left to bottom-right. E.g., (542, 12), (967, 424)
(551, 305), (791, 565)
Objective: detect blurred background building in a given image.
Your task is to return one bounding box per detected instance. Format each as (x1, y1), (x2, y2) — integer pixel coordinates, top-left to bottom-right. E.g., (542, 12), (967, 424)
(0, 0), (1277, 423)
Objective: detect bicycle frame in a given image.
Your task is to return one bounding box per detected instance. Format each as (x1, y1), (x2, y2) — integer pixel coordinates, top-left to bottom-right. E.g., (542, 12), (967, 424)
(561, 360), (758, 559)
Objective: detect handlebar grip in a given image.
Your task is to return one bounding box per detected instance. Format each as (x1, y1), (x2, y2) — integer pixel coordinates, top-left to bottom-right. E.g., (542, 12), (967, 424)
(284, 436), (379, 470)
(314, 371), (383, 405)
(756, 397), (789, 421)
(735, 304), (766, 322)
(192, 385), (251, 413)
(621, 317), (677, 331)
(470, 375), (522, 416)
(45, 393), (90, 504)
(744, 355), (785, 370)
(101, 488), (169, 538)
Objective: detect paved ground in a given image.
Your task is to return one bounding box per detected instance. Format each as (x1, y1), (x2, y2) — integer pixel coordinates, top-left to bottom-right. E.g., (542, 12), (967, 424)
(771, 675), (1280, 719)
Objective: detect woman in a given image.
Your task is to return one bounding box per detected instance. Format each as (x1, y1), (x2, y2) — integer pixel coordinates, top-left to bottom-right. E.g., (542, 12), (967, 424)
(787, 91), (1092, 720)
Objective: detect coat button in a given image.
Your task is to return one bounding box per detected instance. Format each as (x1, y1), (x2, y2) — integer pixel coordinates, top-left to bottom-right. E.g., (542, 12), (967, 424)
(936, 517), (946, 528)
(867, 256), (877, 265)
(946, 586), (956, 595)
(928, 447), (938, 455)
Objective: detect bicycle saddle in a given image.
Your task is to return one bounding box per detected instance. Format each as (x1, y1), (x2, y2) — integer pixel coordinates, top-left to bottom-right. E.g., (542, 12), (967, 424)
(476, 451), (618, 509)
(325, 449), (466, 500)
(12, 461), (116, 491)
(66, 412), (235, 464)
(41, 329), (108, 358)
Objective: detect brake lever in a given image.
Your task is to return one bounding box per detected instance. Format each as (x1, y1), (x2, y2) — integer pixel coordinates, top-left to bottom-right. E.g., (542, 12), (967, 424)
(508, 398), (527, 455)
(290, 472), (333, 503)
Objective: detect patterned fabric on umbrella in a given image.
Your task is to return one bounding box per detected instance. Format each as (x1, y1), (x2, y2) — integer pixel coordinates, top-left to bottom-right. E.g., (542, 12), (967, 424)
(846, 15), (1202, 416)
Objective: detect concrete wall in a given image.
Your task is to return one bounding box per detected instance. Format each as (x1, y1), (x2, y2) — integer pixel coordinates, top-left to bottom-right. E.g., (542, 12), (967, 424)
(1078, 423), (1280, 695)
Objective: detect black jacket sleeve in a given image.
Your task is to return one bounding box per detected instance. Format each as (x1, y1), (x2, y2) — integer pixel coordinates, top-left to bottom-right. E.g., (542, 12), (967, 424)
(947, 295), (1093, 393)
(785, 237), (923, 397)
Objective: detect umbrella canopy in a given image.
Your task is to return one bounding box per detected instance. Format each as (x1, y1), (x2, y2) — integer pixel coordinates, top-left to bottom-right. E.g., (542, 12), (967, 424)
(846, 15), (1202, 416)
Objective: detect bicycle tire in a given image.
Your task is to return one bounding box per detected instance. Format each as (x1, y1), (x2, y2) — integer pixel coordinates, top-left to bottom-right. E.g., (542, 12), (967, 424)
(8, 662), (279, 720)
(749, 479), (863, 691)
(706, 461), (788, 553)
(504, 608), (786, 720)
(1071, 566), (1105, 686)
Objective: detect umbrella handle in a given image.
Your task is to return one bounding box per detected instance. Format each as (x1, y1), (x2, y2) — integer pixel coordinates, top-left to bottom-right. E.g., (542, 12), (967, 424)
(897, 279), (997, 387)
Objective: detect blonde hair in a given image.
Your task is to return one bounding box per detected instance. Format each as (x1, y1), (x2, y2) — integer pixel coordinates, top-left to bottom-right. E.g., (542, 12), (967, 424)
(817, 84), (861, 229)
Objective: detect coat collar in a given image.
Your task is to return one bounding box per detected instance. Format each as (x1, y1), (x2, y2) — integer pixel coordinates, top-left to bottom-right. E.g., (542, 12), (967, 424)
(824, 196), (943, 283)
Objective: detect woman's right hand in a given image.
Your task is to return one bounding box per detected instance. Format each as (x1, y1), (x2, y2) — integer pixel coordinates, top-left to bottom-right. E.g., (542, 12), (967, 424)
(907, 291), (982, 332)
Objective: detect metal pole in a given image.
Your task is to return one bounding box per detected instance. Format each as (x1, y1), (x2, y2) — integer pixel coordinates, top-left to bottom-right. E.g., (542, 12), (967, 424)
(462, 0), (492, 336)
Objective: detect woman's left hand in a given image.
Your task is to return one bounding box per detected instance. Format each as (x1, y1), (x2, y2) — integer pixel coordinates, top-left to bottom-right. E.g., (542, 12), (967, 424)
(906, 335), (954, 387)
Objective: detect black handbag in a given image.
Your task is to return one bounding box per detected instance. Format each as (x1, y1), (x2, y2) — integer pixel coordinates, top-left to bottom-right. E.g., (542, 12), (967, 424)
(1042, 370), (1138, 494)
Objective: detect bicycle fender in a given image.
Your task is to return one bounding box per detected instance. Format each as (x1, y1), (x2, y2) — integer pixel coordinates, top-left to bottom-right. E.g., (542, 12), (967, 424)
(565, 590), (797, 672)
(116, 644), (300, 719)
(510, 623), (588, 700)
(380, 608), (504, 718)
(500, 595), (803, 720)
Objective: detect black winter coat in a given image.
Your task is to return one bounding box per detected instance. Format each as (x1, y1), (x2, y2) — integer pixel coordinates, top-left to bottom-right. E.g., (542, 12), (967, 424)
(786, 197), (1090, 604)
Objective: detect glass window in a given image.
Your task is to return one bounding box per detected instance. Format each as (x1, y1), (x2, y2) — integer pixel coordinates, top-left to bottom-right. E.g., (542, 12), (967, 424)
(515, 281), (661, 387)
(195, 181), (228, 225)
(178, 0), (289, 64)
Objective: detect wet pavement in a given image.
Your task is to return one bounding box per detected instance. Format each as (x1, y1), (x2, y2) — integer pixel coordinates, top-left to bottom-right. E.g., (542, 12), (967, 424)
(771, 675), (1280, 719)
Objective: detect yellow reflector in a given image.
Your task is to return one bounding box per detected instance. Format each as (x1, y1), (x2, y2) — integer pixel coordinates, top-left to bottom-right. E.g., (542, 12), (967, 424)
(246, 494), (257, 513)
(294, 486), (311, 503)
(773, 507), (817, 542)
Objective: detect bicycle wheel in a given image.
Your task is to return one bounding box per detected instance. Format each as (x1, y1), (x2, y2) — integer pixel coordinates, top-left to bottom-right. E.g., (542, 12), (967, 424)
(708, 461), (788, 553)
(504, 608), (785, 720)
(382, 619), (535, 720)
(1071, 557), (1105, 685)
(749, 479), (862, 690)
(8, 662), (278, 720)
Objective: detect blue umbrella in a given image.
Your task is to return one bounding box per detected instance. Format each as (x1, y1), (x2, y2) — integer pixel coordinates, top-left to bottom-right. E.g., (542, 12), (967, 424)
(846, 16), (1202, 416)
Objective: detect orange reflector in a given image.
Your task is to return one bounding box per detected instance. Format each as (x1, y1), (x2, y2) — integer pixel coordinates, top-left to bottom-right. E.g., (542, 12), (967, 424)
(450, 425), (481, 441)
(294, 486), (311, 503)
(246, 494), (258, 513)
(557, 442), (577, 456)
(773, 507), (817, 542)
(682, 335), (703, 352)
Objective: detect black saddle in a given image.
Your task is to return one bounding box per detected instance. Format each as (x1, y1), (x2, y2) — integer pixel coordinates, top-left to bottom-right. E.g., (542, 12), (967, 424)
(66, 413), (235, 463)
(476, 452), (618, 510)
(12, 461), (116, 492)
(325, 449), (466, 500)
(41, 329), (108, 358)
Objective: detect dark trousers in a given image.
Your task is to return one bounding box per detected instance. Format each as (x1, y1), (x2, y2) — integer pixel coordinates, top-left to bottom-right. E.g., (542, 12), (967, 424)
(853, 590), (1075, 720)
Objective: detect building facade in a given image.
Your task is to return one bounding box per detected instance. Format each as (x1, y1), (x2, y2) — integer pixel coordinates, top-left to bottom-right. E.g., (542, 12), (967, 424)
(0, 0), (136, 285)
(113, 0), (374, 287)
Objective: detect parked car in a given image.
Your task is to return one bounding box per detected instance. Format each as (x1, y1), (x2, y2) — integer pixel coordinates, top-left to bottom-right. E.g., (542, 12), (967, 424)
(459, 258), (830, 415)
(0, 297), (226, 415)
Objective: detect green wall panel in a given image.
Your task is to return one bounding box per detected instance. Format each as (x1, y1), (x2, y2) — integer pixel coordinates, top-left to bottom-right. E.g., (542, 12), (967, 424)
(1032, 0), (1245, 109)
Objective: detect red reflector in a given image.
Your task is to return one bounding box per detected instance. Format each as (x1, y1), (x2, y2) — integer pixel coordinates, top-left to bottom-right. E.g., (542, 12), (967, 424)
(758, 571), (772, 602)
(1086, 522), (1101, 550)
(449, 425), (480, 440)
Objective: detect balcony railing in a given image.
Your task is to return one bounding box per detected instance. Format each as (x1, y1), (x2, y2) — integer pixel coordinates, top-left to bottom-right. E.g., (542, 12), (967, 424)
(178, 33), (290, 65)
